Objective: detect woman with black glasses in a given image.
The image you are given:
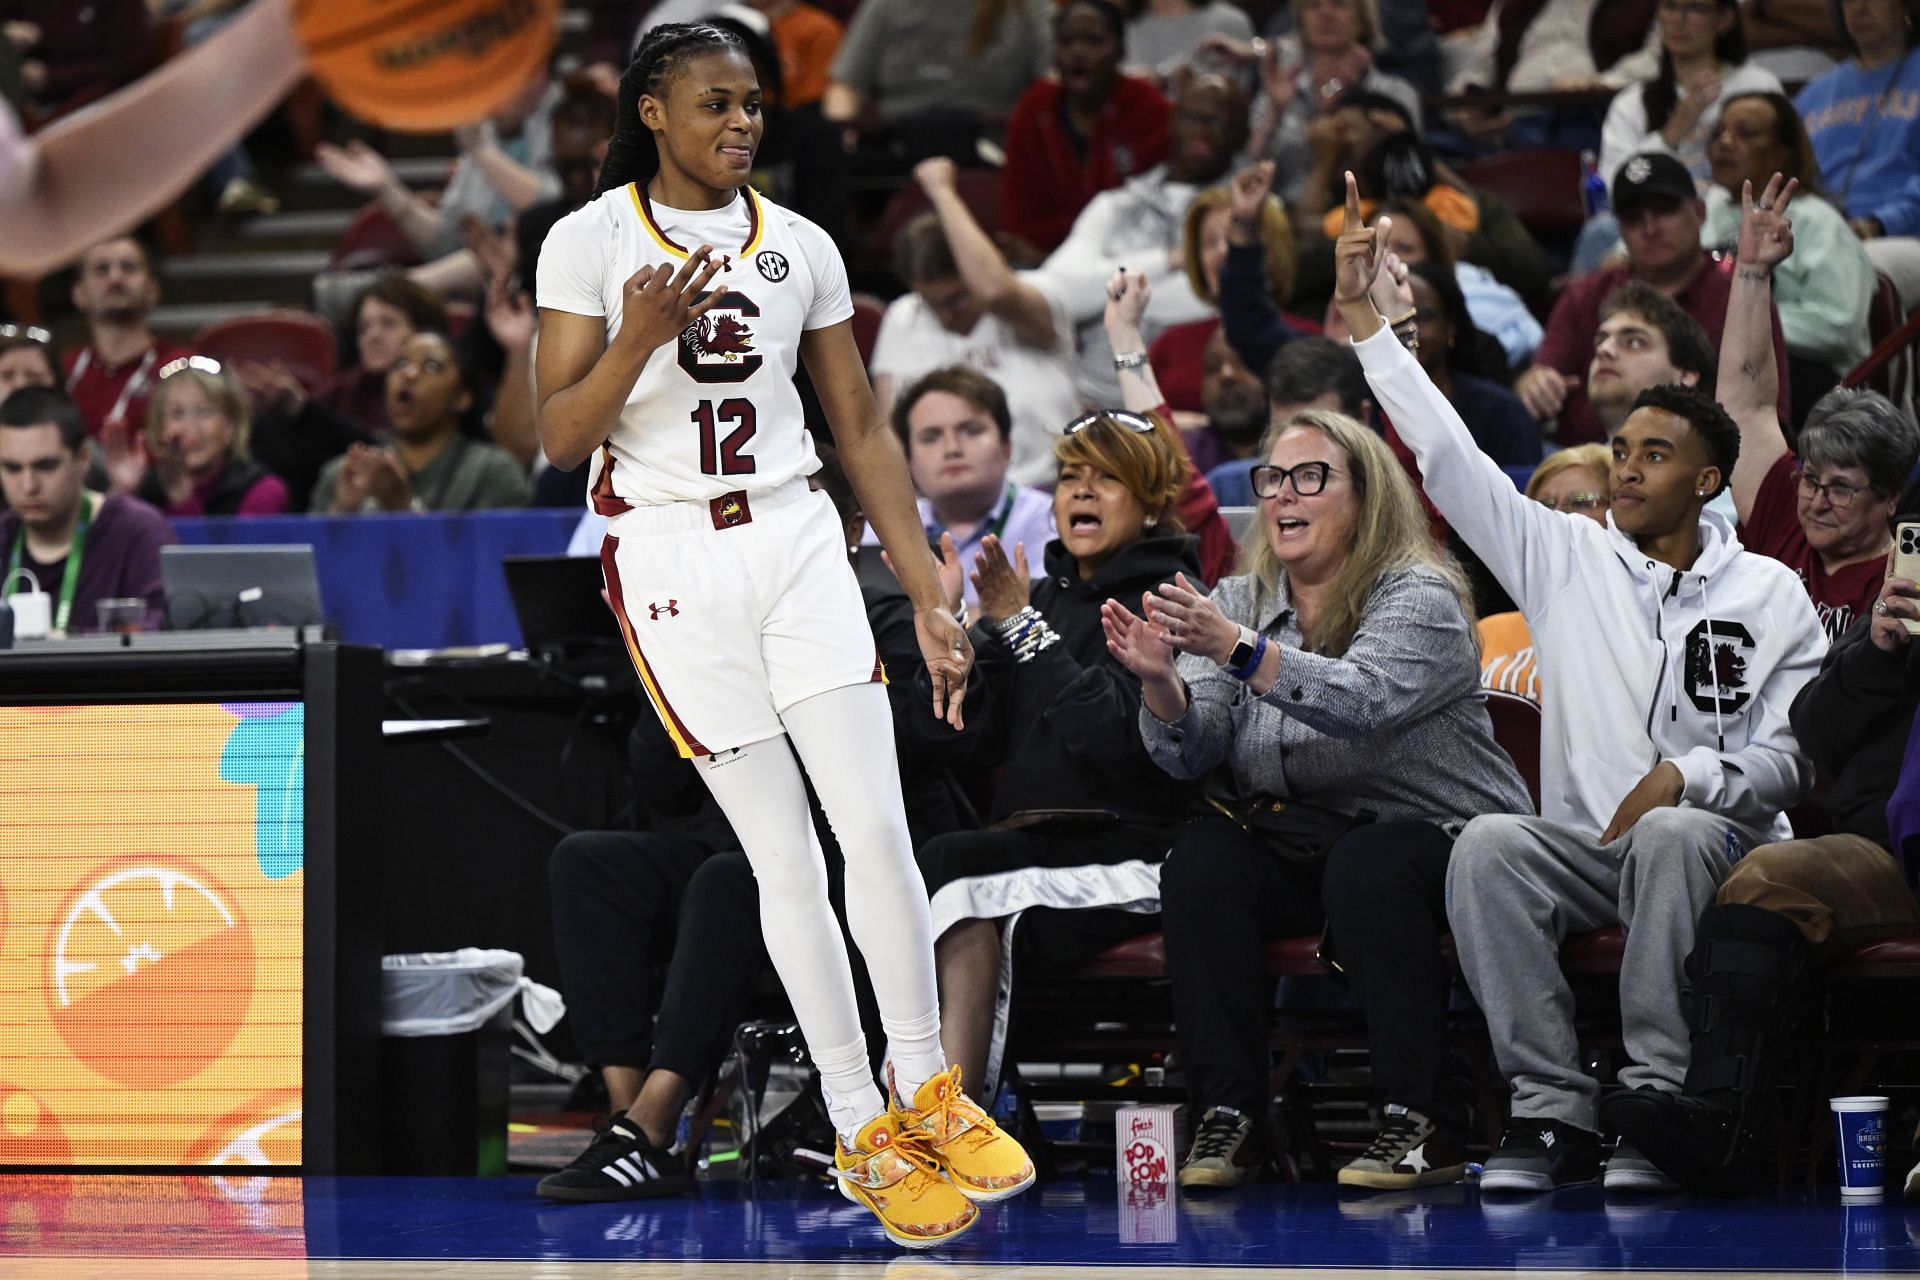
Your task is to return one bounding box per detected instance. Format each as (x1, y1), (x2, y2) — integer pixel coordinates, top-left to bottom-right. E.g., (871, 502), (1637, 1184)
(908, 401), (1203, 1099)
(1104, 304), (1530, 1189)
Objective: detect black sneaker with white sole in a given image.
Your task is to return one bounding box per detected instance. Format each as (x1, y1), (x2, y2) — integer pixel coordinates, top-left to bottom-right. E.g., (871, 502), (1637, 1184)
(537, 1114), (693, 1202)
(1478, 1118), (1602, 1193)
(1178, 1105), (1271, 1189)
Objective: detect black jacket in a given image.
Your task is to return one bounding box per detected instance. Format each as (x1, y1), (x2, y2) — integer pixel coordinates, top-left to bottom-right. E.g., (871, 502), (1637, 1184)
(865, 583), (979, 844)
(1790, 618), (1919, 848)
(914, 533), (1203, 823)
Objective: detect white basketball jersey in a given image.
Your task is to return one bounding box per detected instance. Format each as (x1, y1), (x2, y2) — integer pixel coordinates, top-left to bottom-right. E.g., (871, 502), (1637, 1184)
(537, 183), (854, 510)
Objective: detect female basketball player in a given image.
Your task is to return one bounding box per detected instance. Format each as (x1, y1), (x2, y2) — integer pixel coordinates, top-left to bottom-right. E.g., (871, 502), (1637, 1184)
(533, 23), (1031, 1249)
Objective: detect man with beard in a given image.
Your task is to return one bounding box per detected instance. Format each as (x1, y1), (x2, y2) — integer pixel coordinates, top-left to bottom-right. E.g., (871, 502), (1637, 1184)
(62, 237), (194, 448)
(1191, 326), (1272, 497)
(1517, 152), (1791, 444)
(1206, 335), (1365, 507)
(1032, 73), (1250, 406)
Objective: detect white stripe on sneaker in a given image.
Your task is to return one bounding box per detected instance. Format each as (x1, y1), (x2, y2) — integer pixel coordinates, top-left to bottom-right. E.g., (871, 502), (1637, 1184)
(602, 1162), (633, 1187)
(618, 1155), (652, 1183)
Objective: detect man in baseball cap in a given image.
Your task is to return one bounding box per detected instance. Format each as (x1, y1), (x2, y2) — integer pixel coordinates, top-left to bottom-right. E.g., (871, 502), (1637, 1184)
(1611, 151), (1699, 216)
(1514, 151), (1791, 443)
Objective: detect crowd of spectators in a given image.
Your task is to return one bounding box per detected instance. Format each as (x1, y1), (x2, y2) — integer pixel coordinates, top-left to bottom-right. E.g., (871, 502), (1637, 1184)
(6, 0), (1920, 1204)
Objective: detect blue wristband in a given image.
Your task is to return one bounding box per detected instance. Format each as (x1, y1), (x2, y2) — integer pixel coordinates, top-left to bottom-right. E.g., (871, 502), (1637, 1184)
(1231, 630), (1269, 681)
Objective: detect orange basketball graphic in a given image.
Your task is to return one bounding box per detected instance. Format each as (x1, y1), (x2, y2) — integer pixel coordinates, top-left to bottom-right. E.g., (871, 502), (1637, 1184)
(185, 1091), (303, 1172)
(46, 860), (256, 1089)
(182, 1091), (306, 1243)
(0, 1084), (70, 1166)
(294, 0), (562, 133)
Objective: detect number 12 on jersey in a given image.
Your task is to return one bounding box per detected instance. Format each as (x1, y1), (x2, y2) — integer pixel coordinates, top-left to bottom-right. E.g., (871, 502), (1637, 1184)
(693, 398), (757, 476)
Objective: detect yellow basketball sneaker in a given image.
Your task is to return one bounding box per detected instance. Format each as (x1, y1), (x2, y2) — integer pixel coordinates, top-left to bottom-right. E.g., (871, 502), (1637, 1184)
(832, 1111), (980, 1250)
(889, 1065), (1037, 1203)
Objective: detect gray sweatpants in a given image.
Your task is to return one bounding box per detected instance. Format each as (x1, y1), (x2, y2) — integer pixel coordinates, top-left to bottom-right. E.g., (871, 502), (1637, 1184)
(1445, 807), (1775, 1134)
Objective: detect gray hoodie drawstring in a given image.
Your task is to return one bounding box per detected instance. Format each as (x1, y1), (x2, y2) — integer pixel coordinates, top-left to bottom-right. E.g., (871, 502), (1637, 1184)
(1701, 573), (1726, 752)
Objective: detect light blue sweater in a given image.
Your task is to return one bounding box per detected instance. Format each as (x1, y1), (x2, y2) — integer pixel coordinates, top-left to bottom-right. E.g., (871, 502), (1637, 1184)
(1796, 55), (1920, 237)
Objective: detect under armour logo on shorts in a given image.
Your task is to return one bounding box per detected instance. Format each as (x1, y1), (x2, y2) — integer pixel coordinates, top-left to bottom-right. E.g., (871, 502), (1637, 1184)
(648, 600), (680, 620)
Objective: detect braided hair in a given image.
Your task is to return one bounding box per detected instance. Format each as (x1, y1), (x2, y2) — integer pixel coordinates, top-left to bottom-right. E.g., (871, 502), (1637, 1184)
(595, 23), (750, 198)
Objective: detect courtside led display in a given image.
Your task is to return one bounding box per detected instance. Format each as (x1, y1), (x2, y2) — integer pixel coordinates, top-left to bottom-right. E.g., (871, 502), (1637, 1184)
(0, 703), (303, 1168)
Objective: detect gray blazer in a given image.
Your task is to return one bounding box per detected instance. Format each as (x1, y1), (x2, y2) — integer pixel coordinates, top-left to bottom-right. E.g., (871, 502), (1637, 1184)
(1139, 566), (1533, 828)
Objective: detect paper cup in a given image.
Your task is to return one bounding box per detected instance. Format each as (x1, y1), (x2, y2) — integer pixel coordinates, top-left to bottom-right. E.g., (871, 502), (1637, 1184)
(1831, 1096), (1889, 1199)
(11, 590), (49, 640)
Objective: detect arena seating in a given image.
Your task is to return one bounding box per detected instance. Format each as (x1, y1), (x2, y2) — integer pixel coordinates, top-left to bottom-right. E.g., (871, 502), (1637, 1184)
(195, 309), (339, 390)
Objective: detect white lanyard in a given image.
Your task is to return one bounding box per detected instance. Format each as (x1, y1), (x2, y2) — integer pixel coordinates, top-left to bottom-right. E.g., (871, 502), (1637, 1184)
(67, 346), (159, 431)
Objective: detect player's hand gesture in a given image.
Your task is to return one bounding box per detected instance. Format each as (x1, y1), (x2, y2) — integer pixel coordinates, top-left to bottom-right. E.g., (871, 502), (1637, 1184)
(613, 245), (727, 359)
(918, 606), (974, 730)
(1737, 174), (1798, 273)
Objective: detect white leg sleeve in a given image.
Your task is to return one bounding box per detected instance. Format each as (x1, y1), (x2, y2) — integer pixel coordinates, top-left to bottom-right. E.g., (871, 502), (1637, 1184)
(692, 733), (881, 1138)
(782, 683), (948, 1100)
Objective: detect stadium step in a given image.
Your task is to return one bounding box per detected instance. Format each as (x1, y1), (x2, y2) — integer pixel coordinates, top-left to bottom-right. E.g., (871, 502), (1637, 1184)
(160, 250), (333, 312)
(275, 155), (454, 212)
(150, 301), (284, 340)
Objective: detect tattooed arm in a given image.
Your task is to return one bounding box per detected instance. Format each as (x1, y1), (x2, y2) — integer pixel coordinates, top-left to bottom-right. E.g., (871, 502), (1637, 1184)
(1719, 175), (1798, 527)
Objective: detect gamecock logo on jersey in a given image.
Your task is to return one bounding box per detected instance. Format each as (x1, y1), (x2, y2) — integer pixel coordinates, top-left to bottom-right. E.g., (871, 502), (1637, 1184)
(680, 290), (763, 384)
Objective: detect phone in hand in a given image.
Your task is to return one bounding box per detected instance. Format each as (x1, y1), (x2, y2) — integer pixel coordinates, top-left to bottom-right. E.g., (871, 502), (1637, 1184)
(1892, 522), (1920, 635)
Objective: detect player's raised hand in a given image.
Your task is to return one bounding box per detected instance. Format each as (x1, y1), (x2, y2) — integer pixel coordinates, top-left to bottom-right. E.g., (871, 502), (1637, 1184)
(613, 245), (727, 358)
(917, 606), (975, 730)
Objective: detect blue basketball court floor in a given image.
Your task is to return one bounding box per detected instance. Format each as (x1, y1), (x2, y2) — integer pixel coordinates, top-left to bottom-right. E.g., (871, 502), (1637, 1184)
(2, 1173), (1919, 1277)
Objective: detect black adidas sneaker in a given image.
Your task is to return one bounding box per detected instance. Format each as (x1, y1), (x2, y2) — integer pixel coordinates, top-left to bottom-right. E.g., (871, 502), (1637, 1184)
(536, 1114), (693, 1202)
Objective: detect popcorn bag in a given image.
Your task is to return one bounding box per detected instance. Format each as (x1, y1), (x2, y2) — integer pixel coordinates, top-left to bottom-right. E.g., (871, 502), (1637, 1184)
(1116, 1104), (1178, 1244)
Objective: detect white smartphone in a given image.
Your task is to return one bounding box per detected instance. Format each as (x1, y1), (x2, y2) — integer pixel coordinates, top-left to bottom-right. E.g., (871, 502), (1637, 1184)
(1893, 521), (1920, 636)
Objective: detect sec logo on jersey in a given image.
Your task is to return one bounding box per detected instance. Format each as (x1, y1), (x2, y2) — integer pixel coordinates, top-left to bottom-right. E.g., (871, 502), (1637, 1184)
(755, 250), (790, 283)
(680, 290), (764, 384)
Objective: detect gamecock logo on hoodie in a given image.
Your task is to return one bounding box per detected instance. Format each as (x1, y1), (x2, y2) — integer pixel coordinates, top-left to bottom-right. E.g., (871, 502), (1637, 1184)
(1683, 619), (1754, 715)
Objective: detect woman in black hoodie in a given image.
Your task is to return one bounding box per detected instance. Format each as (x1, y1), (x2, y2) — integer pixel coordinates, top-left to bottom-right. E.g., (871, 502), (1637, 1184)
(911, 406), (1202, 1096)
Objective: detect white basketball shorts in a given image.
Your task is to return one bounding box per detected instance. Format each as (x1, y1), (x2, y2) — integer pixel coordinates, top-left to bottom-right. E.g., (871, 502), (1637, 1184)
(599, 476), (884, 758)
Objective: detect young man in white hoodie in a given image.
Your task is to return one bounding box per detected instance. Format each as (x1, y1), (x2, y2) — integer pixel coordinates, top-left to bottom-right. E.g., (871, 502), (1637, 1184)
(1331, 172), (1829, 1195)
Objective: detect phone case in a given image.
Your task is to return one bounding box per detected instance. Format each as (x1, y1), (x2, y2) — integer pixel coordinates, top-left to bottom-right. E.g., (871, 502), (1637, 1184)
(1893, 522), (1920, 635)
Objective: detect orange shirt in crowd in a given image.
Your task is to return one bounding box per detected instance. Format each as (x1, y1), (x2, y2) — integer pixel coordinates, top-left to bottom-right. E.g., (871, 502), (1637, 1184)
(770, 2), (844, 108)
(1478, 611), (1539, 705)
